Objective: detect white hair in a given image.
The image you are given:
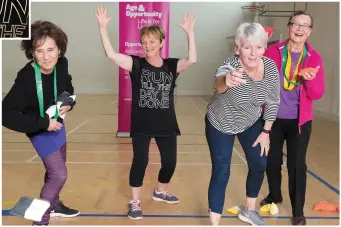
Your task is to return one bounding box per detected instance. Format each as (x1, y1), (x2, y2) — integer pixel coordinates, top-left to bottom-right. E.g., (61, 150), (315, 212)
(235, 23), (268, 49)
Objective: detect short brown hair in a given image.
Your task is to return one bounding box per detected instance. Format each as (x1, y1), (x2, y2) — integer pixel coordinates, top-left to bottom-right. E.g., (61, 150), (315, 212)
(140, 25), (165, 43)
(21, 20), (68, 59)
(287, 10), (313, 28)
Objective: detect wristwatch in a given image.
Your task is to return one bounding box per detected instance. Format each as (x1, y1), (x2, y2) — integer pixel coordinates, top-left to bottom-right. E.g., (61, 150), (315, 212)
(262, 128), (271, 134)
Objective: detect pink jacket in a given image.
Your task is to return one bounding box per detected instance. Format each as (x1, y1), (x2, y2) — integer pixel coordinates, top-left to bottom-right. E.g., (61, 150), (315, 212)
(264, 39), (325, 131)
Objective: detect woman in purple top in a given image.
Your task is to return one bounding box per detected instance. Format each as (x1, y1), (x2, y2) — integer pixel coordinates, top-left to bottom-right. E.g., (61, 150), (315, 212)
(2, 21), (80, 225)
(262, 11), (325, 225)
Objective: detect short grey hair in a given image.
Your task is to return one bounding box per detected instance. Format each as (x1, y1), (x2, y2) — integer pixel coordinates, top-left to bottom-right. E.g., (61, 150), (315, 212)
(235, 23), (268, 49)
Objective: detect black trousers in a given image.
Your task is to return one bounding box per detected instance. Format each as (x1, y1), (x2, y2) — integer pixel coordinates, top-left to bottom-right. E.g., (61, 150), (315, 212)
(129, 135), (177, 187)
(266, 118), (312, 217)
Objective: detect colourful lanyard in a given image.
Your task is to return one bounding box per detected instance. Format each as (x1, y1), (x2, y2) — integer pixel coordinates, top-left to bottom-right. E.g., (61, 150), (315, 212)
(34, 62), (58, 119)
(282, 44), (307, 90)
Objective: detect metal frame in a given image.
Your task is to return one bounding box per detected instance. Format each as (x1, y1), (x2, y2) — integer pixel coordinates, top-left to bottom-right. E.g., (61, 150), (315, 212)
(258, 2), (308, 18)
(227, 3), (308, 39)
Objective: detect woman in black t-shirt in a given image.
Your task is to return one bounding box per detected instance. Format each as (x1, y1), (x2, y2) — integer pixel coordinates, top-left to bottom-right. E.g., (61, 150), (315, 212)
(2, 21), (79, 225)
(96, 5), (197, 220)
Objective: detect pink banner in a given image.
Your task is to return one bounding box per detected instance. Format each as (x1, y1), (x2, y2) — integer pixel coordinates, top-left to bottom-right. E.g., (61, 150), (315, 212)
(117, 2), (170, 137)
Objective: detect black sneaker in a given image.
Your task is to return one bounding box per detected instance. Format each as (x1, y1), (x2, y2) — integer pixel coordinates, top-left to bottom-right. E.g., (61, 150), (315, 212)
(260, 196), (283, 207)
(50, 201), (80, 217)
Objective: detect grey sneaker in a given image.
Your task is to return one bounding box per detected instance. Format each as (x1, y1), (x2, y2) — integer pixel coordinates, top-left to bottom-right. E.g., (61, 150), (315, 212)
(238, 208), (267, 225)
(127, 200), (142, 220)
(152, 189), (179, 204)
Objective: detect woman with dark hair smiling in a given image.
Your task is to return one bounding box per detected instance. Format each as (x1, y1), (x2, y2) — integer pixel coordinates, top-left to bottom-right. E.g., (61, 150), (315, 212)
(2, 20), (79, 225)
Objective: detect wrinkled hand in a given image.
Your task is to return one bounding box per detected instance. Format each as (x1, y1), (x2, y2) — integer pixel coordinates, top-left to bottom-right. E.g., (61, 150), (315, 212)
(225, 69), (247, 88)
(59, 105), (71, 116)
(95, 4), (112, 28)
(47, 119), (62, 131)
(252, 132), (270, 156)
(177, 12), (196, 34)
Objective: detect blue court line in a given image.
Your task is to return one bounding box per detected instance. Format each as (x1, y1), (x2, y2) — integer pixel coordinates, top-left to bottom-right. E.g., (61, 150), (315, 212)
(2, 141), (209, 145)
(282, 153), (339, 195)
(307, 169), (339, 195)
(1, 210), (338, 219)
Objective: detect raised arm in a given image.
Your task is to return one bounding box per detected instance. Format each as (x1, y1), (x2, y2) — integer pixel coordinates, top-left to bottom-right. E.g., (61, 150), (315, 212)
(176, 13), (197, 73)
(95, 4), (133, 71)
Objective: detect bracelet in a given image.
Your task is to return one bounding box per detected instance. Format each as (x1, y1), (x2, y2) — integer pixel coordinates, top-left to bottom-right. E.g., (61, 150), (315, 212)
(262, 128), (271, 134)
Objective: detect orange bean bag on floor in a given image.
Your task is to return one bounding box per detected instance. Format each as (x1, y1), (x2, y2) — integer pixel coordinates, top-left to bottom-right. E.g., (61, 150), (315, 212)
(313, 201), (339, 212)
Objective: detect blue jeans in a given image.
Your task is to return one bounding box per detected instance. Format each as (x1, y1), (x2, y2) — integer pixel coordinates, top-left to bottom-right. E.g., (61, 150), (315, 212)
(205, 116), (267, 214)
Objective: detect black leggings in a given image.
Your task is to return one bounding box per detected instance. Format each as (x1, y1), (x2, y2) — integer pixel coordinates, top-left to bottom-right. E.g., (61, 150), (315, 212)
(266, 119), (312, 217)
(129, 135), (177, 187)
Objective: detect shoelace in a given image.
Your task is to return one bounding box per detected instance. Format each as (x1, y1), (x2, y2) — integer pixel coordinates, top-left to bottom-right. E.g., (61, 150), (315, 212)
(130, 201), (141, 211)
(158, 190), (173, 198)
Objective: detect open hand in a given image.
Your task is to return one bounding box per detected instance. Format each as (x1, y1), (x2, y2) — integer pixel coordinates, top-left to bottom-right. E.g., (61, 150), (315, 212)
(252, 132), (270, 156)
(177, 12), (196, 34)
(95, 4), (113, 28)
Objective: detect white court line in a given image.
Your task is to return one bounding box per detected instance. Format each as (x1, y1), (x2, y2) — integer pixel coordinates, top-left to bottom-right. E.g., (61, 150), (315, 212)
(188, 97), (247, 165)
(107, 99), (117, 107)
(3, 161), (246, 166)
(4, 149), (247, 156)
(199, 96), (209, 105)
(25, 119), (89, 162)
(233, 147), (247, 165)
(4, 150), (215, 154)
(26, 153), (39, 163)
(187, 97), (206, 117)
(66, 119), (89, 136)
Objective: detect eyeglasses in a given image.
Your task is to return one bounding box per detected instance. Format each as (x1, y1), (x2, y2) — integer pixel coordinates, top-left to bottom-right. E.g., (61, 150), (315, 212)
(290, 22), (311, 30)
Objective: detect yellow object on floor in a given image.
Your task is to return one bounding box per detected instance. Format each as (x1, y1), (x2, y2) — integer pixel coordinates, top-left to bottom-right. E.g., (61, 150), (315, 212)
(226, 205), (244, 215)
(260, 202), (279, 215)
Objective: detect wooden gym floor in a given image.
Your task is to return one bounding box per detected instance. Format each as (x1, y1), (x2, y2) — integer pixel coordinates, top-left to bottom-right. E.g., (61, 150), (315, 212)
(2, 95), (339, 225)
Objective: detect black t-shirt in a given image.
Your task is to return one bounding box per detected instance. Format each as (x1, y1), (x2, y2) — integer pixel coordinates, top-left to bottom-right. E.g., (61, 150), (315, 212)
(0, 0), (29, 38)
(129, 55), (180, 137)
